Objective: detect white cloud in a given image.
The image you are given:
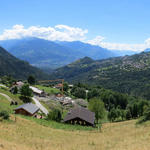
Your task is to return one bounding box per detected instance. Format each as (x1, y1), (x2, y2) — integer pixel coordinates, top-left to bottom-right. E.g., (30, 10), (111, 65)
(0, 24), (88, 41)
(88, 36), (150, 52)
(1, 24), (150, 52)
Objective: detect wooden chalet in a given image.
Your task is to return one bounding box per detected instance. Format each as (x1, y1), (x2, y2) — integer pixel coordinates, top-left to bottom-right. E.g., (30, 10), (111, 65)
(64, 107), (95, 126)
(14, 103), (39, 116)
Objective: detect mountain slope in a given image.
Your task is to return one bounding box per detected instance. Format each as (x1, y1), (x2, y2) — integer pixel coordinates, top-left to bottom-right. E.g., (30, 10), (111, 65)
(0, 38), (120, 69)
(0, 38), (81, 69)
(0, 46), (48, 79)
(50, 52), (150, 99)
(58, 41), (116, 59)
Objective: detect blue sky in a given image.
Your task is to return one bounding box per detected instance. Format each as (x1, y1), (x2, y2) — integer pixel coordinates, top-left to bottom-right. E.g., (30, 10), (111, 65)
(1, 0), (150, 51)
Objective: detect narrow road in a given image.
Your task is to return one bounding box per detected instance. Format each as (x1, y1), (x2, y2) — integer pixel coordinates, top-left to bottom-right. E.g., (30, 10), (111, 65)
(32, 97), (48, 115)
(0, 93), (12, 102)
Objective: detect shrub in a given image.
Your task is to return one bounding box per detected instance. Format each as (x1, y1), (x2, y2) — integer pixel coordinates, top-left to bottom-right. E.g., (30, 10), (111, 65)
(137, 107), (150, 124)
(46, 108), (62, 122)
(0, 110), (9, 120)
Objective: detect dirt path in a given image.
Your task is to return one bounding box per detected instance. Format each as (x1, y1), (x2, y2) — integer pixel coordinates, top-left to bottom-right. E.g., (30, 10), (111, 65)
(32, 97), (48, 115)
(0, 93), (12, 102)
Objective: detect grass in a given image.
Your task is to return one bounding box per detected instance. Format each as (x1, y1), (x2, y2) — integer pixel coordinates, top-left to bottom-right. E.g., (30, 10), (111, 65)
(20, 115), (95, 131)
(35, 85), (60, 94)
(1, 86), (150, 150)
(0, 116), (150, 150)
(0, 87), (22, 104)
(0, 95), (18, 113)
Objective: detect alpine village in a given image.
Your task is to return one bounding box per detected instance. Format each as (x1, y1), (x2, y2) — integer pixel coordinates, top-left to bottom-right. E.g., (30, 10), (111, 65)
(1, 1), (150, 150)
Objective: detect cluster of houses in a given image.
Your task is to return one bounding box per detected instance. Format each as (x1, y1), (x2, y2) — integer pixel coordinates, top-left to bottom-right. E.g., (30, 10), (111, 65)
(14, 103), (95, 126)
(10, 81), (46, 97)
(10, 81), (95, 127)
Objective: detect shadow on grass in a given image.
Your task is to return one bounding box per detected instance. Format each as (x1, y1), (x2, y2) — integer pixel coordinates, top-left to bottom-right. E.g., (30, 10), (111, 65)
(17, 114), (96, 131)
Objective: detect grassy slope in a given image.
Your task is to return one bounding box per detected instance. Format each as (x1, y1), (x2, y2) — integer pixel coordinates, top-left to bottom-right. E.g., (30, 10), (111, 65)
(0, 88), (23, 113)
(35, 85), (60, 94)
(0, 117), (150, 150)
(1, 86), (150, 150)
(0, 87), (22, 104)
(0, 95), (15, 113)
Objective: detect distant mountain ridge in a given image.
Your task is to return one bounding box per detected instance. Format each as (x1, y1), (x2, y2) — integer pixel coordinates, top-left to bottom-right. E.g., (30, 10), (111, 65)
(0, 46), (48, 79)
(50, 51), (150, 99)
(0, 38), (136, 70)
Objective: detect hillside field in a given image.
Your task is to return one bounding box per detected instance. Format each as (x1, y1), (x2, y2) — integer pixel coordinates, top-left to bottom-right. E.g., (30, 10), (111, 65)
(0, 116), (150, 150)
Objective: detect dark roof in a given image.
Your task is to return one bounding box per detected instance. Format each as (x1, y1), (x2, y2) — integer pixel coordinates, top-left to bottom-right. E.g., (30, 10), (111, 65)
(14, 103), (39, 115)
(64, 107), (95, 125)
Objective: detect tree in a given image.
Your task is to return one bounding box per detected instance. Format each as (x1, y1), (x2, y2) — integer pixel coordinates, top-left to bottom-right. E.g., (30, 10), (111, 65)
(137, 100), (149, 116)
(46, 108), (62, 122)
(13, 86), (18, 94)
(71, 87), (86, 99)
(88, 98), (105, 124)
(87, 88), (100, 100)
(63, 82), (69, 92)
(20, 84), (32, 103)
(108, 108), (118, 122)
(1, 75), (16, 87)
(27, 75), (36, 85)
(126, 109), (132, 120)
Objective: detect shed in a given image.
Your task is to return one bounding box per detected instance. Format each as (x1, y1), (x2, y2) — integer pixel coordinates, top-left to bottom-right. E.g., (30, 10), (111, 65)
(14, 103), (40, 116)
(64, 107), (95, 126)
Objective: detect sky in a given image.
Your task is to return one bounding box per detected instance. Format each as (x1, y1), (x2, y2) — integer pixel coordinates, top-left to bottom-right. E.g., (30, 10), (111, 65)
(1, 0), (150, 51)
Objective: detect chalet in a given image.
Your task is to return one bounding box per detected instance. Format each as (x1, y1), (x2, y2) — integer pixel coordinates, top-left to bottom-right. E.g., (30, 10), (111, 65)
(14, 81), (24, 89)
(10, 81), (24, 93)
(64, 107), (95, 126)
(29, 86), (46, 97)
(14, 103), (39, 116)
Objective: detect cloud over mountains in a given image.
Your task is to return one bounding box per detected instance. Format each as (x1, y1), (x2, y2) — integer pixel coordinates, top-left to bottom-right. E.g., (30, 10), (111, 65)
(0, 24), (150, 52)
(0, 24), (88, 42)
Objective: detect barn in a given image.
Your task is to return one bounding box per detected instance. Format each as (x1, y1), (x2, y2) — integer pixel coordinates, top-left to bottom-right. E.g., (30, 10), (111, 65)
(14, 103), (39, 116)
(64, 107), (95, 126)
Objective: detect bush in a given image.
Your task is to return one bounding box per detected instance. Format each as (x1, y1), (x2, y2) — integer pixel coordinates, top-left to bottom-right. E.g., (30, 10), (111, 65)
(20, 96), (32, 103)
(137, 107), (150, 124)
(0, 110), (9, 120)
(46, 108), (62, 122)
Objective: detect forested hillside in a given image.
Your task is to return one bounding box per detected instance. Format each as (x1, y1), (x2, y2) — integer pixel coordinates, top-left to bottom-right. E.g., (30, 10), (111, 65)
(50, 52), (150, 99)
(0, 46), (48, 79)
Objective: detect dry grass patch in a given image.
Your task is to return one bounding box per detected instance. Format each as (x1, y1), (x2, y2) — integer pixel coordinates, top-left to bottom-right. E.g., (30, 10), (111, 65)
(0, 116), (150, 150)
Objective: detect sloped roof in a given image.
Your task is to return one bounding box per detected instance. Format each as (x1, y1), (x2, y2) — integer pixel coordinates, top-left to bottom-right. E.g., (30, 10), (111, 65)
(16, 81), (24, 86)
(30, 86), (42, 94)
(64, 107), (95, 125)
(15, 103), (39, 115)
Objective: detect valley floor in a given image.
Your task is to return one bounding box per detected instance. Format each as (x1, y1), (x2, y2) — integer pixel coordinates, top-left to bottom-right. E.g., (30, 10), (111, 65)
(0, 116), (150, 150)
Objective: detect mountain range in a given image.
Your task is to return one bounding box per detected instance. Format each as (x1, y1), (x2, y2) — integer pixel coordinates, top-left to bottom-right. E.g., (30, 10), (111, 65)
(1, 37), (150, 99)
(0, 38), (136, 70)
(0, 46), (48, 79)
(50, 51), (150, 99)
